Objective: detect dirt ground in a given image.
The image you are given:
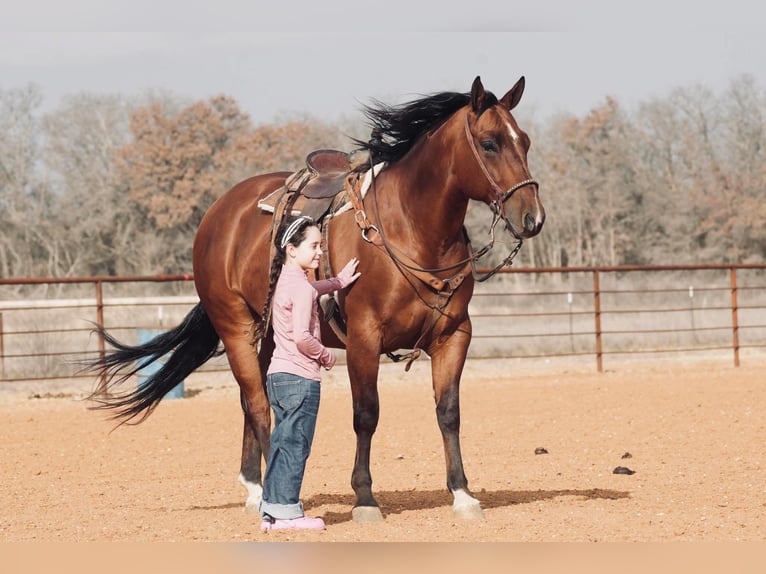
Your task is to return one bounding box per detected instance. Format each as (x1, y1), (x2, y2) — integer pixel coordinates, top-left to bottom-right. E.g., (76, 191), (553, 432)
(1, 354), (764, 543)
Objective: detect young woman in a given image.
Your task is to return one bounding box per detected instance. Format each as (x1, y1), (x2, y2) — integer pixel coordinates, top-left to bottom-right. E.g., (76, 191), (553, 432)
(258, 215), (360, 531)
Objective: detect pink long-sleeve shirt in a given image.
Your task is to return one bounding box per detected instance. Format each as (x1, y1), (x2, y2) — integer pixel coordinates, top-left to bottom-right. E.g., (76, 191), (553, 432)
(267, 265), (342, 381)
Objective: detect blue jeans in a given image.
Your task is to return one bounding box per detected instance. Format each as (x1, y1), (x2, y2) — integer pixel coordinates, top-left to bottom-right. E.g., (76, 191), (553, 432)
(260, 373), (321, 519)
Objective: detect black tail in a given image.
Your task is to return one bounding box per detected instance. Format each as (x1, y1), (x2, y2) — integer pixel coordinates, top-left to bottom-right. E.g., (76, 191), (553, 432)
(85, 303), (223, 425)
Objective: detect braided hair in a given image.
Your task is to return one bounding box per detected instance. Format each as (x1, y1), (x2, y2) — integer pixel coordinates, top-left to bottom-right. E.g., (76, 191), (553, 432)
(254, 215), (318, 341)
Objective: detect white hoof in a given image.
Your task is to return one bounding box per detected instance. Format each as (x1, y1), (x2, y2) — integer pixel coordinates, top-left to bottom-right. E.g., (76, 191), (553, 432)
(452, 488), (485, 520)
(352, 505), (385, 522)
(238, 472), (263, 514)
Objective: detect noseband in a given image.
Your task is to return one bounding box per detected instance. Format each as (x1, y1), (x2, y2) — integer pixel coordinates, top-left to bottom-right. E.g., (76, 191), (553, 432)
(463, 113), (538, 241)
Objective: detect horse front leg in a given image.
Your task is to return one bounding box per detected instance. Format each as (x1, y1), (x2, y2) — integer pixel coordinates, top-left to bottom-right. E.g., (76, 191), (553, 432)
(430, 323), (484, 519)
(345, 339), (384, 522)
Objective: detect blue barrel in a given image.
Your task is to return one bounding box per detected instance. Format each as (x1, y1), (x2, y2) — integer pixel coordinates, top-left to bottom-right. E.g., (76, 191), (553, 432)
(136, 328), (184, 400)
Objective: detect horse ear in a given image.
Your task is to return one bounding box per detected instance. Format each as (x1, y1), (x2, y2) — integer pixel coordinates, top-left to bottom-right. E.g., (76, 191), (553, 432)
(500, 76), (526, 110)
(470, 76), (486, 112)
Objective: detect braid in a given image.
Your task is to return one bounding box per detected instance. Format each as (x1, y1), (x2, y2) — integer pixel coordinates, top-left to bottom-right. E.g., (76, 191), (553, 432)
(253, 245), (286, 342)
(253, 215), (317, 341)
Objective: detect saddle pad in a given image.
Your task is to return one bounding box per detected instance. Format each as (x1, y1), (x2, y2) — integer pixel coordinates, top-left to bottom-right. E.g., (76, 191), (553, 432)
(257, 187), (334, 221)
(257, 187), (291, 214)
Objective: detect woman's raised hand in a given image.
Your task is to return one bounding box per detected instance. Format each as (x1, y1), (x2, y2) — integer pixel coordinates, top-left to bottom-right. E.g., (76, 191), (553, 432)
(337, 257), (361, 288)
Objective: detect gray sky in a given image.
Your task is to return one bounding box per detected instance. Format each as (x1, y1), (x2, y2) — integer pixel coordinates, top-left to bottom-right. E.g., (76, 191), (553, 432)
(2, 1), (764, 124)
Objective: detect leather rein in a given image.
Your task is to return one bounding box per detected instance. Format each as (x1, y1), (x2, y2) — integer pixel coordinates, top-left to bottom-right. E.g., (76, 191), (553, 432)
(339, 109), (537, 368)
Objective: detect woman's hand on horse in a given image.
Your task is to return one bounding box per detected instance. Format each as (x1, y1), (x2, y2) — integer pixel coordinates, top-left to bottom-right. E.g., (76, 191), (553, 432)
(337, 257), (361, 288)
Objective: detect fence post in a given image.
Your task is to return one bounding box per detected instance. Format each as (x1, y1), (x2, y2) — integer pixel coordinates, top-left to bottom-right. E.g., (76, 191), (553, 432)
(95, 280), (107, 394)
(730, 268), (740, 367)
(0, 312), (4, 380)
(593, 270), (603, 373)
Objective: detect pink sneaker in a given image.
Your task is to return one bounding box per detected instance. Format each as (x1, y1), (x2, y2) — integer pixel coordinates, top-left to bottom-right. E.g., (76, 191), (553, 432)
(261, 516), (326, 531)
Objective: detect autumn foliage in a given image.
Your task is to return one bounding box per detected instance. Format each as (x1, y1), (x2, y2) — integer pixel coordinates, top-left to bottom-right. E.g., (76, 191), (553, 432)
(115, 96), (246, 229)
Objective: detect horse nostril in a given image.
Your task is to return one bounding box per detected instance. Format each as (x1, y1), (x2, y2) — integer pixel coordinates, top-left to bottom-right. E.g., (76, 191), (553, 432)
(524, 213), (536, 232)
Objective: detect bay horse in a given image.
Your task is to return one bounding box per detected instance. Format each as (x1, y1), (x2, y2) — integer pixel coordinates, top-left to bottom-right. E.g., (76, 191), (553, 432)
(89, 76), (545, 522)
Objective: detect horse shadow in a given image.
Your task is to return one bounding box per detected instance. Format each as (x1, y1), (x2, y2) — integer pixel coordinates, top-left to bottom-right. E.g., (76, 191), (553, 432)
(304, 487), (630, 525)
(186, 488), (629, 524)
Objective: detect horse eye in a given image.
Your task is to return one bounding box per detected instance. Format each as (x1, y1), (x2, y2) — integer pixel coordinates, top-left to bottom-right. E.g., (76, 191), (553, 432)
(480, 140), (498, 153)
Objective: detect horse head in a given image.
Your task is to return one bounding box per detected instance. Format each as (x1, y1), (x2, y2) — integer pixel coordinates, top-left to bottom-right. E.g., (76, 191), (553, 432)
(461, 76), (545, 239)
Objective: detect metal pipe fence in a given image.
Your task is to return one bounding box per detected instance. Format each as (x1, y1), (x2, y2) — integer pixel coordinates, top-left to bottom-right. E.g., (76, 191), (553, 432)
(469, 263), (766, 370)
(1, 264), (764, 385)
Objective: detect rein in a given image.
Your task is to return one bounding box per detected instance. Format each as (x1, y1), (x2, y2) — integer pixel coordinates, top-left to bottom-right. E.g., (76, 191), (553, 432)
(342, 108), (537, 368)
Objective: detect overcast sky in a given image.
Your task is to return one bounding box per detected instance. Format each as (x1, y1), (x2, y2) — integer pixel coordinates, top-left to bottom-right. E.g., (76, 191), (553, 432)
(2, 1), (764, 124)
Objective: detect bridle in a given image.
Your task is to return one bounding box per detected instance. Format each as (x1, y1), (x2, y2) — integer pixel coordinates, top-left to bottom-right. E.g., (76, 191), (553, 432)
(461, 111), (538, 281)
(353, 108), (539, 287)
(462, 112), (538, 241)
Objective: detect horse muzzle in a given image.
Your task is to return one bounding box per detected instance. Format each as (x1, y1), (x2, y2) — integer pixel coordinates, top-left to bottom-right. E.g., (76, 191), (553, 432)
(497, 179), (545, 239)
(521, 209), (545, 237)
(502, 198), (545, 239)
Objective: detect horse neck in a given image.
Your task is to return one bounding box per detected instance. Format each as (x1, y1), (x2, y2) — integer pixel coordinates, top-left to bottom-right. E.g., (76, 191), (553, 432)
(380, 135), (470, 258)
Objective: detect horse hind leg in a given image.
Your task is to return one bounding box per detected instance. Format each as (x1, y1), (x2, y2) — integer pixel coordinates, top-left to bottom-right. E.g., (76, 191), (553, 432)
(220, 333), (272, 513)
(238, 391), (264, 514)
(238, 328), (278, 512)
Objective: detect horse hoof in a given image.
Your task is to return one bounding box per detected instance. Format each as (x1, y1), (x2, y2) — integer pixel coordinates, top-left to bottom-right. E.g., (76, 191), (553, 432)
(453, 503), (485, 520)
(244, 501), (260, 515)
(452, 488), (485, 520)
(352, 506), (385, 522)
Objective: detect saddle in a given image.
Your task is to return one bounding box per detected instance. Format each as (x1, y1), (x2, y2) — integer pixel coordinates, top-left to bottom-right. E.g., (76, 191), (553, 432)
(257, 149), (360, 222)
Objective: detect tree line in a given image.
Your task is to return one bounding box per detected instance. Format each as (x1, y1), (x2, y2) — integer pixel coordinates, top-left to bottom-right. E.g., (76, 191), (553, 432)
(1, 75), (764, 281)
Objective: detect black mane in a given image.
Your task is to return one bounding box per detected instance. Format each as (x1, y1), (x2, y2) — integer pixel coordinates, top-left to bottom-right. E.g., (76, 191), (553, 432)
(353, 89), (498, 165)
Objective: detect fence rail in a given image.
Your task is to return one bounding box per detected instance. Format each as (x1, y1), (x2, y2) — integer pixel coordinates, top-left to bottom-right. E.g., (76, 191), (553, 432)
(1, 264), (765, 385)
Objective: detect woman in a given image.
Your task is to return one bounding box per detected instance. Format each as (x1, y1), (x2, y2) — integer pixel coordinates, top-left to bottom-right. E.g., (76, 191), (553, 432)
(258, 215), (360, 531)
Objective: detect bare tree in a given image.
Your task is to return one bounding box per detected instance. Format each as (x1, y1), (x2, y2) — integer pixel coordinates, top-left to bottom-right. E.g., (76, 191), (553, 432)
(533, 99), (643, 267)
(0, 84), (47, 279)
(524, 112), (583, 269)
(638, 80), (766, 263)
(42, 93), (137, 276)
(719, 75), (766, 261)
